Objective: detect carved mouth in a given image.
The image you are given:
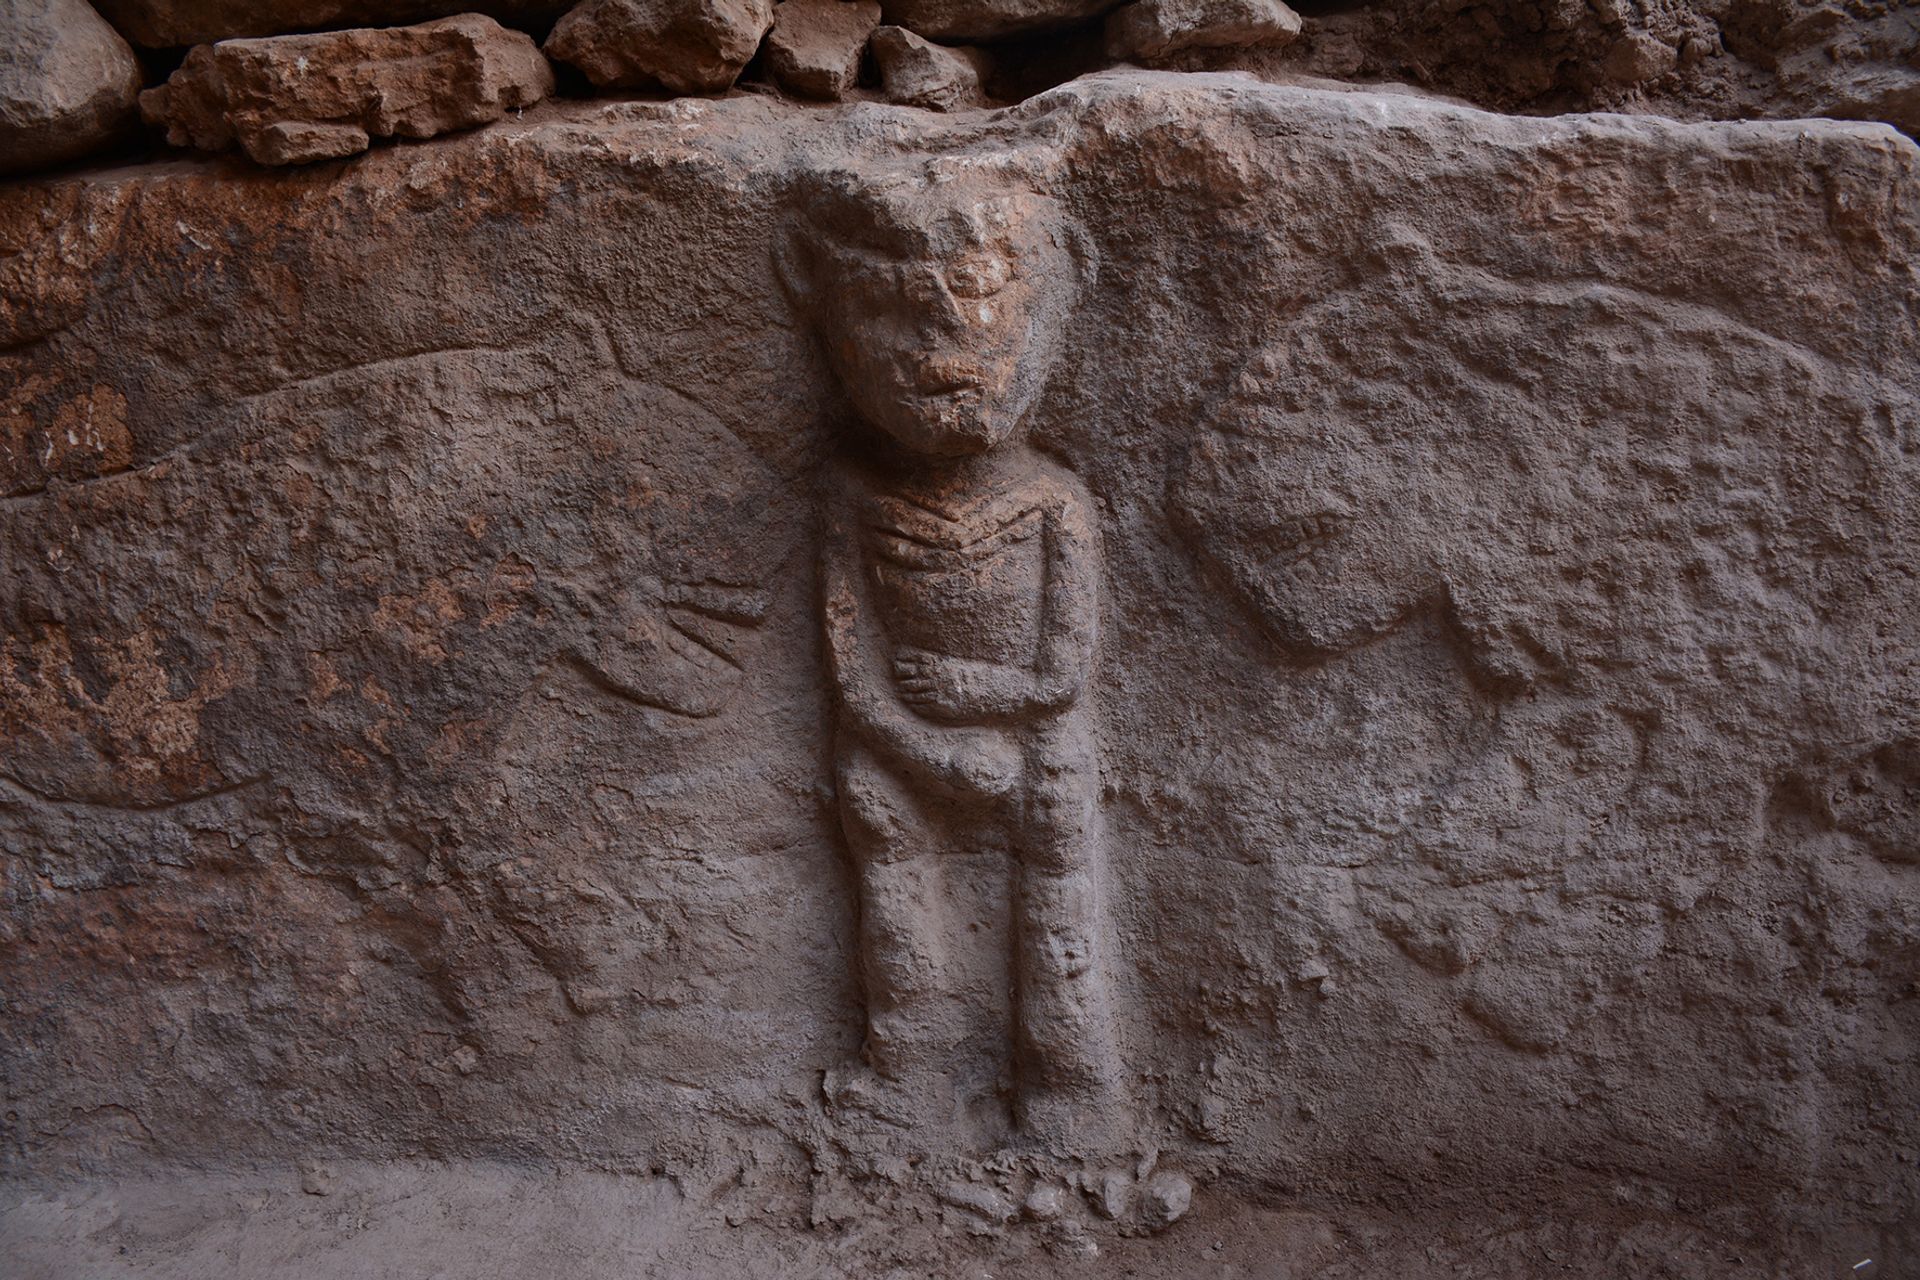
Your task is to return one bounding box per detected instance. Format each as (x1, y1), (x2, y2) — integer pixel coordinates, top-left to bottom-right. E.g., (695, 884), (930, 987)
(921, 383), (982, 402)
(918, 380), (984, 403)
(1256, 511), (1348, 568)
(916, 359), (985, 396)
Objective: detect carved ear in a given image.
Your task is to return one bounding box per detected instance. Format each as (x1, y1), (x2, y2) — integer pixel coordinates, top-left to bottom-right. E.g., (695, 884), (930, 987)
(772, 221), (817, 308)
(1057, 217), (1099, 295)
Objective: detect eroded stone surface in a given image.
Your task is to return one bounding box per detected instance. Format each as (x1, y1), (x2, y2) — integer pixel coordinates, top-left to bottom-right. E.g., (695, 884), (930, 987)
(871, 25), (989, 108)
(1105, 0), (1298, 61)
(765, 0), (882, 101)
(92, 0), (569, 47)
(0, 0), (143, 177)
(138, 14), (553, 166)
(545, 0), (774, 93)
(1, 69), (1917, 1272)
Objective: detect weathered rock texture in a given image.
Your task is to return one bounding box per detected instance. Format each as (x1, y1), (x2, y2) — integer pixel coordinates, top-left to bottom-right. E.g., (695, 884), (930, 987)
(1, 70), (1917, 1274)
(92, 0), (570, 48)
(138, 15), (553, 166)
(1105, 0), (1298, 61)
(872, 25), (990, 107)
(545, 0), (775, 93)
(765, 0), (883, 100)
(1268, 0), (1920, 135)
(0, 0), (144, 177)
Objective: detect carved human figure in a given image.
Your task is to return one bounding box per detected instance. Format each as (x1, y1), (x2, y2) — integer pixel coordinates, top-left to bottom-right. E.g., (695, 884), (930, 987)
(780, 166), (1118, 1138)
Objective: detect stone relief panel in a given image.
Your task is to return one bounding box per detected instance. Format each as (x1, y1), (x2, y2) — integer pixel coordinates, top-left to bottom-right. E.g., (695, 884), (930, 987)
(1, 77), (1915, 1241)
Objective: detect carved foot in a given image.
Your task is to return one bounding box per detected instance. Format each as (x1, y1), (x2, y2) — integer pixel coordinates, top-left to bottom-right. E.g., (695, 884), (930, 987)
(1015, 1082), (1131, 1157)
(821, 1061), (955, 1134)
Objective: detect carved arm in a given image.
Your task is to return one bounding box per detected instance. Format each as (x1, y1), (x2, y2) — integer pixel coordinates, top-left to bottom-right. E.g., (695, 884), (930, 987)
(822, 486), (1020, 798)
(1028, 483), (1099, 711)
(889, 482), (1100, 723)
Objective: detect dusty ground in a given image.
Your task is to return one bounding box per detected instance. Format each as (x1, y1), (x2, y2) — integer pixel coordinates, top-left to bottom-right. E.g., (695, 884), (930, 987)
(2, 1161), (1909, 1279)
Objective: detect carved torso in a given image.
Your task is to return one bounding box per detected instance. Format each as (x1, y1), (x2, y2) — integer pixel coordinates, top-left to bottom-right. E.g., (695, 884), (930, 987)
(862, 482), (1048, 667)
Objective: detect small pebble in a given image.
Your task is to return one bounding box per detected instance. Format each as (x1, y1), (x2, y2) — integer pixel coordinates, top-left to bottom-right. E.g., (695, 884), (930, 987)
(298, 1160), (338, 1196)
(1023, 1183), (1068, 1222)
(1142, 1169), (1193, 1232)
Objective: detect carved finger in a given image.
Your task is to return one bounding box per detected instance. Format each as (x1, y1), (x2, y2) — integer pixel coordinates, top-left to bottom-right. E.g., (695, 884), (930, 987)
(666, 626), (729, 672)
(662, 581), (770, 624)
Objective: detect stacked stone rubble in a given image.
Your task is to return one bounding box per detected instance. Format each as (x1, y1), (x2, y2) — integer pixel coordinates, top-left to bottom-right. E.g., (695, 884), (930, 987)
(1, 0), (1913, 177)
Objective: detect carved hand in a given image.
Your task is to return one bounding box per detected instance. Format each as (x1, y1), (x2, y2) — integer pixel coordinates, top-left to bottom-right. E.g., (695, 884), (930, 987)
(893, 648), (1036, 722)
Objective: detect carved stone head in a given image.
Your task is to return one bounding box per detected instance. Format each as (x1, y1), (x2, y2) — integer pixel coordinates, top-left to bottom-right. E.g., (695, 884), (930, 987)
(779, 165), (1086, 458)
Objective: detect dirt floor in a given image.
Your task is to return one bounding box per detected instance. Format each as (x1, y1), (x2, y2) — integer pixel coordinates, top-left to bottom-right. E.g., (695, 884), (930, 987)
(2, 1161), (1906, 1279)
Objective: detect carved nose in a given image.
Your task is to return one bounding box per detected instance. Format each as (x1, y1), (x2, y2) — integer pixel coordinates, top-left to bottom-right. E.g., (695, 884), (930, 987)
(947, 254), (1010, 299)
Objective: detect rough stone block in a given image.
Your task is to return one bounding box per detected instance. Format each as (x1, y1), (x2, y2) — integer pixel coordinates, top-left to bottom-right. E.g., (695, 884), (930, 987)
(0, 0), (143, 177)
(138, 14), (553, 166)
(766, 0), (882, 101)
(1276, 0), (1920, 138)
(871, 25), (988, 109)
(545, 0), (775, 94)
(1104, 0), (1299, 61)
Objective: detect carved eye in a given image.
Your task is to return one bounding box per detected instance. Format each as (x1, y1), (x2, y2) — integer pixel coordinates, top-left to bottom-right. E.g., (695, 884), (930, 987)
(947, 254), (1011, 299)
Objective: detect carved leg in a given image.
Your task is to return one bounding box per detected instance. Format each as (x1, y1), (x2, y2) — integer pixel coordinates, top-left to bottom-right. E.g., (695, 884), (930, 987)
(836, 741), (960, 1084)
(1013, 750), (1123, 1137)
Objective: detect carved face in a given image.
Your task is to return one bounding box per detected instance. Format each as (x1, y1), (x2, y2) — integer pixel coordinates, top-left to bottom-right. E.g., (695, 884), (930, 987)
(1176, 342), (1445, 657)
(796, 185), (1077, 458)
